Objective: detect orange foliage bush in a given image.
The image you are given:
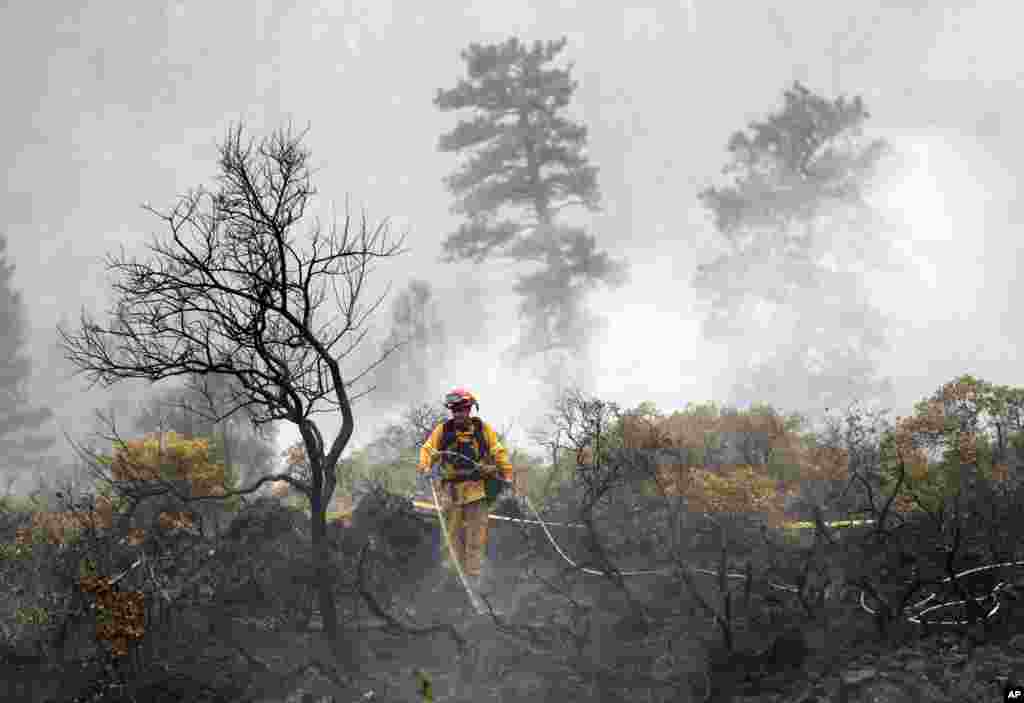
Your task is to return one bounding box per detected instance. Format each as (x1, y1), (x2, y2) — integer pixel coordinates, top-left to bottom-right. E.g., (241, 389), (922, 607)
(621, 414), (677, 449)
(891, 493), (918, 515)
(101, 431), (225, 543)
(629, 411), (716, 450)
(801, 443), (851, 482)
(23, 500), (115, 546)
(19, 503), (195, 549)
(612, 409), (813, 526)
(8, 432), (228, 661)
(79, 575), (146, 657)
(623, 408), (816, 469)
(958, 431), (978, 466)
(110, 431), (227, 498)
(16, 433), (214, 549)
(877, 375), (1024, 518)
(886, 379), (984, 469)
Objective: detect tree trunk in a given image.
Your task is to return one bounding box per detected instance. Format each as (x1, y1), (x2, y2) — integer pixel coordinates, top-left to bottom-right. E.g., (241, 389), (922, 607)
(310, 488), (351, 671)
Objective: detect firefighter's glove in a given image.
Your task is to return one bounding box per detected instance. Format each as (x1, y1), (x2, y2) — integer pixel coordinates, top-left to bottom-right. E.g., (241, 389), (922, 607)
(435, 464), (468, 481)
(451, 467), (482, 481)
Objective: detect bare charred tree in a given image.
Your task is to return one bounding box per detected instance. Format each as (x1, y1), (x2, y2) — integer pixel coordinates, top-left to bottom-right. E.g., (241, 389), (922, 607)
(57, 122), (407, 672)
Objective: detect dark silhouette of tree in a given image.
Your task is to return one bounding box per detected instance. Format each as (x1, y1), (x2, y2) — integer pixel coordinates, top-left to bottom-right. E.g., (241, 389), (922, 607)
(0, 232), (56, 494)
(57, 122), (407, 672)
(434, 36), (628, 365)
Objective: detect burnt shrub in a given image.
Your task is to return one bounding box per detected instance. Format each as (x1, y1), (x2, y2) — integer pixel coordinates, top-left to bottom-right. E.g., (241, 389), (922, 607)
(214, 498), (315, 617)
(349, 486), (435, 601)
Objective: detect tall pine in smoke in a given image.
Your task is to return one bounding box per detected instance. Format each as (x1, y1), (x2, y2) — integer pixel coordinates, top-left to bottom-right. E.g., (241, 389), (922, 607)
(0, 233), (56, 492)
(434, 36), (627, 367)
(696, 82), (895, 420)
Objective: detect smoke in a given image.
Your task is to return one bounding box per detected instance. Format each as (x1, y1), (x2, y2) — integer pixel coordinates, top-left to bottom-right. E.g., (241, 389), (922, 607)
(334, 221), (628, 462)
(516, 115), (1022, 451)
(360, 277), (492, 414)
(702, 123), (1020, 434)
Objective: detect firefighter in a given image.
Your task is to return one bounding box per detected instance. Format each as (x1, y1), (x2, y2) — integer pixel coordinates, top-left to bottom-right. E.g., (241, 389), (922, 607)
(418, 387), (513, 594)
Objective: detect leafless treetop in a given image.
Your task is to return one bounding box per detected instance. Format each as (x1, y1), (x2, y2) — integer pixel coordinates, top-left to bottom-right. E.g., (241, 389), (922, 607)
(59, 123), (408, 471)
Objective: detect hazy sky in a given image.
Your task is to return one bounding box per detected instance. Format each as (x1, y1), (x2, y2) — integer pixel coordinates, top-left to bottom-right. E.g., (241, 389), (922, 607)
(3, 1), (1022, 484)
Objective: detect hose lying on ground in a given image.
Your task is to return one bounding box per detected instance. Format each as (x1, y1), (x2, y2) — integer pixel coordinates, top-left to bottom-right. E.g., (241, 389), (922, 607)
(415, 453), (1024, 625)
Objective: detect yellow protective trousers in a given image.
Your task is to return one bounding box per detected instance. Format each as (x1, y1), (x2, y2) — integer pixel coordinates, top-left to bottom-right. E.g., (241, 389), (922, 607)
(442, 497), (489, 579)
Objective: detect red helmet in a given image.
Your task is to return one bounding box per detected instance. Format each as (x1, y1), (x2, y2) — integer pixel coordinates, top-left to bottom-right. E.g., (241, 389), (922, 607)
(444, 387), (479, 411)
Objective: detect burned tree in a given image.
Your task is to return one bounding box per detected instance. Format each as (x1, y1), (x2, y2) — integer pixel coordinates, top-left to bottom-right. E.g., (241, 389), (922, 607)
(58, 122), (407, 670)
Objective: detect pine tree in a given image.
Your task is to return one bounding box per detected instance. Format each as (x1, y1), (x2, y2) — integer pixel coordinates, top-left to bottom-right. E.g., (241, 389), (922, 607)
(0, 232), (56, 492)
(696, 82), (894, 417)
(434, 36), (627, 363)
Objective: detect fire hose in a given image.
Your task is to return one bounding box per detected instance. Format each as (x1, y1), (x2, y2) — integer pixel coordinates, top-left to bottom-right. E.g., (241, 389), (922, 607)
(425, 461), (486, 615)
(420, 453), (1024, 626)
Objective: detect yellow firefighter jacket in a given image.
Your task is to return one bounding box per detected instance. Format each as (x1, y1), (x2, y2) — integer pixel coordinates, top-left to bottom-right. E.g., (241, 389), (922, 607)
(418, 417), (512, 506)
